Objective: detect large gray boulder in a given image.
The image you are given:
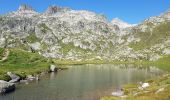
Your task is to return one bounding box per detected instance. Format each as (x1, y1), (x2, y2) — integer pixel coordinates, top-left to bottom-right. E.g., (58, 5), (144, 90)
(7, 72), (20, 83)
(50, 65), (57, 72)
(0, 80), (15, 94)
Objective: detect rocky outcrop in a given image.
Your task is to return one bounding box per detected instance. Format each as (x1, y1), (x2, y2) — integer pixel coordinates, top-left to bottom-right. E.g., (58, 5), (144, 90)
(45, 6), (70, 14)
(160, 8), (170, 19)
(50, 65), (57, 72)
(0, 5), (170, 61)
(0, 80), (15, 94)
(18, 4), (34, 12)
(7, 72), (20, 83)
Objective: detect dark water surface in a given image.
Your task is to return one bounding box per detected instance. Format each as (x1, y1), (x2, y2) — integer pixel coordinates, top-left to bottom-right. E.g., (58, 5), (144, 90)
(0, 64), (164, 100)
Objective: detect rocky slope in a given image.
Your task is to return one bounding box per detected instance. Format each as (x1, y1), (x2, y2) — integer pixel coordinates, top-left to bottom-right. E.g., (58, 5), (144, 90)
(0, 5), (170, 61)
(121, 9), (170, 61)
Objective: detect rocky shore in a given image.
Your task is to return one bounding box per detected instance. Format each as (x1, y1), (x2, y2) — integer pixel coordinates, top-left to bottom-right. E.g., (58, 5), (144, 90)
(0, 64), (60, 94)
(0, 80), (15, 94)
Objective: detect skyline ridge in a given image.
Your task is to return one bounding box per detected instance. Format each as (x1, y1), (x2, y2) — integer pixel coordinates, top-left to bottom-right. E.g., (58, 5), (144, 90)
(0, 0), (170, 24)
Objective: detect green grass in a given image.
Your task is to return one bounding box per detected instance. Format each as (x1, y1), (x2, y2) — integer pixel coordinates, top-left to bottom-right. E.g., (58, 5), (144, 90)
(26, 33), (40, 43)
(0, 48), (5, 59)
(129, 21), (170, 51)
(101, 74), (170, 100)
(0, 48), (51, 81)
(58, 41), (93, 58)
(38, 23), (51, 33)
(139, 55), (170, 72)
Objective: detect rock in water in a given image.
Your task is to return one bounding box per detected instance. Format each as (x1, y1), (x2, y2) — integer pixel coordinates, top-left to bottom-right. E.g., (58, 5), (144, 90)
(50, 65), (57, 72)
(26, 75), (36, 81)
(7, 72), (20, 83)
(0, 80), (15, 94)
(111, 90), (124, 96)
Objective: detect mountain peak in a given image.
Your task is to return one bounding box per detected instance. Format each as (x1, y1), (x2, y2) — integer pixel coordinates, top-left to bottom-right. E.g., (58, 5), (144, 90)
(160, 8), (170, 19)
(8, 4), (38, 17)
(111, 18), (134, 29)
(45, 5), (70, 14)
(18, 4), (35, 12)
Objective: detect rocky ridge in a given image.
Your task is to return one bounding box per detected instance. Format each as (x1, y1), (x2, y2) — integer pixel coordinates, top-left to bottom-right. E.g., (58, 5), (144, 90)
(0, 5), (170, 61)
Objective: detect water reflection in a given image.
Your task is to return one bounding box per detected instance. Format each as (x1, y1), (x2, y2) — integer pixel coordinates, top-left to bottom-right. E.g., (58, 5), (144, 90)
(0, 64), (164, 100)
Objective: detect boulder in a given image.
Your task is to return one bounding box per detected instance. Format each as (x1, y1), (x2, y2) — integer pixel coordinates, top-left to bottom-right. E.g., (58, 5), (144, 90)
(50, 65), (57, 72)
(0, 80), (15, 94)
(7, 72), (20, 83)
(27, 75), (36, 81)
(142, 83), (150, 88)
(29, 42), (41, 51)
(155, 88), (164, 94)
(26, 75), (39, 81)
(111, 90), (124, 96)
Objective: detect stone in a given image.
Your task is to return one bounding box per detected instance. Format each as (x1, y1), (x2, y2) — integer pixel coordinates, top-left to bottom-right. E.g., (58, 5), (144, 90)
(26, 75), (36, 81)
(0, 80), (15, 94)
(50, 65), (57, 72)
(111, 90), (124, 96)
(7, 72), (20, 83)
(138, 86), (143, 90)
(29, 42), (41, 51)
(155, 88), (164, 94)
(141, 83), (150, 88)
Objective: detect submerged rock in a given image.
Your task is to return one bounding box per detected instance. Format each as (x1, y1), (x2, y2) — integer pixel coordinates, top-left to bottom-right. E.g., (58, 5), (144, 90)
(27, 75), (39, 81)
(0, 80), (15, 94)
(20, 80), (29, 84)
(7, 72), (20, 83)
(111, 90), (124, 96)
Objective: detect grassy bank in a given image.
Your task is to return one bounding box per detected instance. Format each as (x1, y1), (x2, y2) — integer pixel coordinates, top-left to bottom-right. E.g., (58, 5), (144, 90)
(100, 56), (170, 100)
(0, 48), (52, 81)
(101, 74), (170, 100)
(0, 47), (170, 81)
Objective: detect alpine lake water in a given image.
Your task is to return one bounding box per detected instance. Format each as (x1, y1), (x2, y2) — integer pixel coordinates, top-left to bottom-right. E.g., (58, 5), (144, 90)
(0, 64), (165, 100)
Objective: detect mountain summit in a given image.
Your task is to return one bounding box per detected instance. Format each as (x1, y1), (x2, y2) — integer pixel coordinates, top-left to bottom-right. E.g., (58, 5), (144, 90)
(18, 4), (35, 12)
(111, 18), (135, 29)
(160, 8), (170, 19)
(45, 5), (70, 14)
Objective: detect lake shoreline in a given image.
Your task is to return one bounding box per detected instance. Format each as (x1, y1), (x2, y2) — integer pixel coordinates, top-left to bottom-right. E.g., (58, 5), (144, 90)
(0, 64), (165, 100)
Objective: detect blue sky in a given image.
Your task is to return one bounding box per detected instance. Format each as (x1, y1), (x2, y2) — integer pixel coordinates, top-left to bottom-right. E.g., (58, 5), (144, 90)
(0, 0), (170, 24)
